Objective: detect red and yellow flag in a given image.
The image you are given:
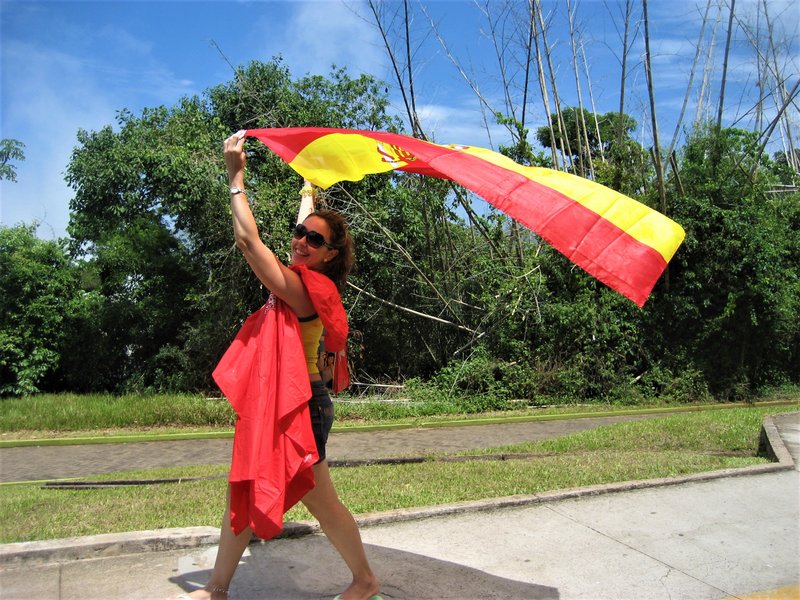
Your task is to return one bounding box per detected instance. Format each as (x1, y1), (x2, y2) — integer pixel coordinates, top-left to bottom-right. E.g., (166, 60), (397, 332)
(245, 127), (685, 307)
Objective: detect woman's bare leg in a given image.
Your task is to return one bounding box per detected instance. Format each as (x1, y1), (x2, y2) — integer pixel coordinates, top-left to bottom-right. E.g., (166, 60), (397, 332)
(169, 486), (251, 600)
(301, 460), (380, 600)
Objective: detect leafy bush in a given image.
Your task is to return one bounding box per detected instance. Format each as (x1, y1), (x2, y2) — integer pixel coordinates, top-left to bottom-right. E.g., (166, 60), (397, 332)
(660, 369), (713, 404)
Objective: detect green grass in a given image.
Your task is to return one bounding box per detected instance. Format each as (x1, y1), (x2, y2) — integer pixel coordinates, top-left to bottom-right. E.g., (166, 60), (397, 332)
(2, 386), (798, 443)
(1, 466), (230, 542)
(471, 406), (777, 455)
(1, 405), (793, 544)
(0, 393), (236, 434)
(0, 390), (655, 437)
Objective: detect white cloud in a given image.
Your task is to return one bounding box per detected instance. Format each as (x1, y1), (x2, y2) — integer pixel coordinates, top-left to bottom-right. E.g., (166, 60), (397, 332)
(254, 0), (386, 79)
(0, 38), (119, 239)
(415, 100), (509, 149)
(0, 8), (198, 239)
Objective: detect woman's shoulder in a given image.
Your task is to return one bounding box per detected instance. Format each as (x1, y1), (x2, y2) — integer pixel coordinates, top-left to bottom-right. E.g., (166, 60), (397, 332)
(290, 265), (338, 296)
(289, 265), (348, 351)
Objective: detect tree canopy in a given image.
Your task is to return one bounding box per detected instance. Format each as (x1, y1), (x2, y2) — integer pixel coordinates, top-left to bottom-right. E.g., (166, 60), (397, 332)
(2, 59), (797, 404)
(535, 108), (637, 168)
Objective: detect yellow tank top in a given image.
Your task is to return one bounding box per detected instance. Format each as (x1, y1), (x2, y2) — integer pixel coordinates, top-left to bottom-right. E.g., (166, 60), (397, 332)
(298, 313), (323, 374)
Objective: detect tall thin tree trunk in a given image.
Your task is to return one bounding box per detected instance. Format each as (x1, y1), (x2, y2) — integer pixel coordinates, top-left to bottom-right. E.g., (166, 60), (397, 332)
(535, 0), (574, 170)
(368, 1), (413, 131)
(581, 41), (605, 162)
(567, 0), (592, 177)
(642, 0), (668, 219)
(694, 3), (722, 128)
(711, 0), (735, 176)
(612, 0), (634, 190)
(715, 0), (736, 134)
(515, 1), (537, 264)
(403, 0), (424, 139)
(529, 0), (559, 168)
(668, 0), (713, 159)
(616, 0), (633, 148)
(753, 3), (765, 134)
(521, 0), (535, 131)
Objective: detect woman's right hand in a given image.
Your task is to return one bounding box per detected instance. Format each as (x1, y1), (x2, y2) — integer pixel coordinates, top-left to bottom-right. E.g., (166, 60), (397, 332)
(224, 130), (247, 186)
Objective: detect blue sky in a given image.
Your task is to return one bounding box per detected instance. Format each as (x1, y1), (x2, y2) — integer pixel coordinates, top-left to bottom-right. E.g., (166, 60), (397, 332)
(1, 0), (797, 239)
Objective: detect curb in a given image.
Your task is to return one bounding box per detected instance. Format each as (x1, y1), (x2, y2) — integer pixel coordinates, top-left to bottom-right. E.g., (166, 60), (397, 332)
(1, 413), (796, 566)
(0, 527), (220, 567)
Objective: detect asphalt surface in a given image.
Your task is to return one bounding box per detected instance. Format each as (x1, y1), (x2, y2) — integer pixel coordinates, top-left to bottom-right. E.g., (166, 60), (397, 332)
(1, 410), (798, 600)
(0, 413), (673, 483)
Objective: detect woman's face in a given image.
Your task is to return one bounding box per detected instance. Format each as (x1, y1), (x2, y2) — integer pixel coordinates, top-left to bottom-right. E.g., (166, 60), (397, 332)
(290, 215), (338, 270)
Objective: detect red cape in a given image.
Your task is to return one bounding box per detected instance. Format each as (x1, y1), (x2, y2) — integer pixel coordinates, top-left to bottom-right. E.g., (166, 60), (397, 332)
(212, 266), (348, 539)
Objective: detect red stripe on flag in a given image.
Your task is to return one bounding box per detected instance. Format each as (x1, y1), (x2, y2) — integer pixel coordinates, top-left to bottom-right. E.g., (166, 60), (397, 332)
(390, 142), (669, 306)
(514, 180), (668, 306)
(246, 128), (336, 163)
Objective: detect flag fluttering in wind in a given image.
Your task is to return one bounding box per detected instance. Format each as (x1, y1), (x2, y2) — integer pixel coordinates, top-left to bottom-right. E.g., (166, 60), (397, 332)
(245, 127), (685, 307)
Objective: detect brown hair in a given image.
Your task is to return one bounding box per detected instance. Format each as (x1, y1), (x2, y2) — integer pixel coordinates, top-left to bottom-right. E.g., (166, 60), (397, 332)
(312, 209), (354, 291)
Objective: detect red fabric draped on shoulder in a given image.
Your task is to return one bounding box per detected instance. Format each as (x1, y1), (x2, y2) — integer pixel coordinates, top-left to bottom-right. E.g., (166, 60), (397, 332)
(291, 264), (350, 392)
(211, 265), (350, 539)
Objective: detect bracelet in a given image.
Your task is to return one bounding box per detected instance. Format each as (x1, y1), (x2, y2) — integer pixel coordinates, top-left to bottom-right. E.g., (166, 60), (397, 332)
(203, 583), (229, 595)
(229, 186), (254, 207)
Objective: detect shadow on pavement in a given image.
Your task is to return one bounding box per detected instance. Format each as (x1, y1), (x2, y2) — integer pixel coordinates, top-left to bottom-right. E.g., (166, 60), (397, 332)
(169, 538), (560, 600)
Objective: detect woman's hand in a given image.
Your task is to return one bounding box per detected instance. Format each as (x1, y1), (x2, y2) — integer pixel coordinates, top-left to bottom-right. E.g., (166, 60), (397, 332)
(221, 129), (315, 317)
(224, 130), (247, 187)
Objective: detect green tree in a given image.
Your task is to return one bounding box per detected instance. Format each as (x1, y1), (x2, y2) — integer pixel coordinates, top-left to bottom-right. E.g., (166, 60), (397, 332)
(0, 225), (80, 395)
(64, 59), (409, 391)
(0, 139), (25, 182)
(66, 100), (223, 391)
(648, 126), (800, 398)
(535, 109), (637, 169)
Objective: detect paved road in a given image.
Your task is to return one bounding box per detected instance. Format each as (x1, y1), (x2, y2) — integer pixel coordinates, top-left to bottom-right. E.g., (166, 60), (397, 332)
(0, 414), (669, 482)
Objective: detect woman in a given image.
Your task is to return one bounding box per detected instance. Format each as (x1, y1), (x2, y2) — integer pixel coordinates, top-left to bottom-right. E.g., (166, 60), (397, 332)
(172, 130), (381, 600)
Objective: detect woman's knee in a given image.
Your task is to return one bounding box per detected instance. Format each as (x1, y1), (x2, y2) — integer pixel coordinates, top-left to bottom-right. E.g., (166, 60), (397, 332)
(302, 487), (336, 516)
(302, 487), (348, 521)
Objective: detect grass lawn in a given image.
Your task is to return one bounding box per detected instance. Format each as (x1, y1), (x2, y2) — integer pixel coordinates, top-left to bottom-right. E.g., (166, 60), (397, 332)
(1, 404), (794, 544)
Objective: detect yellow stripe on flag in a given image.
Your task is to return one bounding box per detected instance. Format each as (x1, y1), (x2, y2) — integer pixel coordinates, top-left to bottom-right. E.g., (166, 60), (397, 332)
(289, 133), (398, 188)
(452, 145), (685, 263)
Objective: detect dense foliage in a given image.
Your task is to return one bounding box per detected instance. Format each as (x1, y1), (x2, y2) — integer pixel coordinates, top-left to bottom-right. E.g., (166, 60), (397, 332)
(1, 60), (797, 405)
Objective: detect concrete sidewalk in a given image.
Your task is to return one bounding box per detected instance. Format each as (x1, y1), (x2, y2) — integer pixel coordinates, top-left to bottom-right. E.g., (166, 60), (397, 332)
(1, 412), (798, 600)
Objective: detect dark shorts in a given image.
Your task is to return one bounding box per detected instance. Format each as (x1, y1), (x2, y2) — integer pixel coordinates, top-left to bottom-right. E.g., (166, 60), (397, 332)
(309, 379), (335, 463)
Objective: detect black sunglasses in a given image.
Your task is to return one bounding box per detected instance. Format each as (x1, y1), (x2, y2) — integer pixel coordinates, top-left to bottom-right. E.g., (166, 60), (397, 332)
(292, 223), (337, 249)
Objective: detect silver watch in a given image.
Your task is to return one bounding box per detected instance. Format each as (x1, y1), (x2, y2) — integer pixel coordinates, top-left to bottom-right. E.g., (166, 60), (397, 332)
(229, 186), (246, 195)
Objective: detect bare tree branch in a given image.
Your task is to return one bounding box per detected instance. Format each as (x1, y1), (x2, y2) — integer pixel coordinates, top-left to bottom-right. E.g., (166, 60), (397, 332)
(347, 282), (482, 335)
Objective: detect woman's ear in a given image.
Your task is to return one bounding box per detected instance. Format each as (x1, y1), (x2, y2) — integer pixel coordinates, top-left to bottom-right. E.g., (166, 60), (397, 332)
(324, 248), (340, 263)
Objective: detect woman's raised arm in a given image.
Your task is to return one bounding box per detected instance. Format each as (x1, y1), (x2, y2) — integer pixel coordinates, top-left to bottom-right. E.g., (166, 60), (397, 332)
(223, 131), (314, 316)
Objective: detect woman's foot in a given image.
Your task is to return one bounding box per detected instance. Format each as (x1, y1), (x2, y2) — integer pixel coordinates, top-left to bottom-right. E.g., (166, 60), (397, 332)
(167, 584), (228, 600)
(333, 575), (381, 600)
